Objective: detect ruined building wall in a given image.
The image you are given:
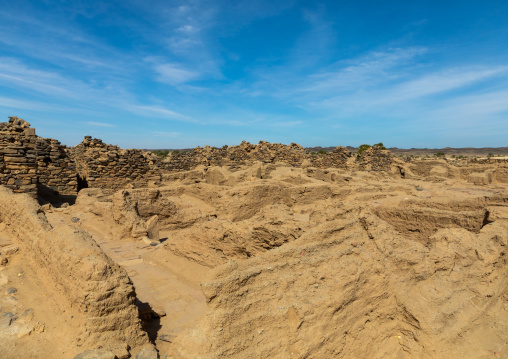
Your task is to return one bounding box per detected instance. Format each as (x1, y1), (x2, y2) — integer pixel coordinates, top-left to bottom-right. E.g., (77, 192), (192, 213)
(72, 136), (162, 192)
(0, 117), (162, 197)
(36, 138), (77, 195)
(0, 117), (77, 197)
(158, 141), (352, 171)
(0, 117), (39, 197)
(358, 146), (394, 172)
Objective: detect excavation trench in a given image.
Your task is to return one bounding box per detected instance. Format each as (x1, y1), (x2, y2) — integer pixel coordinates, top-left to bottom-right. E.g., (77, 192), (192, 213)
(45, 210), (208, 353)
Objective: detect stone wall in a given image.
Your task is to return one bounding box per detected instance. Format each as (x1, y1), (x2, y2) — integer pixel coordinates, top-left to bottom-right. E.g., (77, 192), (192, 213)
(0, 117), (162, 197)
(72, 136), (161, 192)
(158, 141), (352, 171)
(0, 117), (77, 197)
(36, 138), (77, 195)
(0, 117), (40, 197)
(358, 146), (393, 171)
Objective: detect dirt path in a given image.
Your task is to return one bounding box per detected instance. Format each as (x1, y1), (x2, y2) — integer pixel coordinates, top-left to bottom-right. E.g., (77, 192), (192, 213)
(46, 211), (208, 354)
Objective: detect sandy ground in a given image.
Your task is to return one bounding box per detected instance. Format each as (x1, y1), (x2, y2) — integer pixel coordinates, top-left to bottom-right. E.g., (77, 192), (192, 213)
(0, 229), (80, 359)
(45, 210), (209, 356)
(1, 159), (508, 358)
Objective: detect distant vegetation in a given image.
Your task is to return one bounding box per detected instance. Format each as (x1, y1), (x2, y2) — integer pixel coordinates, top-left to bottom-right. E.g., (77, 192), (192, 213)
(357, 144), (371, 157)
(357, 142), (386, 157)
(153, 150), (169, 159)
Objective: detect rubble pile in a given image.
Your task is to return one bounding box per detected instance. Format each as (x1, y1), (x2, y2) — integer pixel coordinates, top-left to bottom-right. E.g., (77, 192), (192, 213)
(358, 145), (393, 171)
(159, 141), (352, 171)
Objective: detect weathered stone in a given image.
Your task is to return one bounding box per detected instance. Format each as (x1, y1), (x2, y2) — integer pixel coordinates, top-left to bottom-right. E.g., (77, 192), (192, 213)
(73, 349), (116, 359)
(145, 215), (159, 242)
(0, 313), (14, 329)
(5, 287), (17, 294)
(135, 346), (159, 359)
(2, 245), (19, 256)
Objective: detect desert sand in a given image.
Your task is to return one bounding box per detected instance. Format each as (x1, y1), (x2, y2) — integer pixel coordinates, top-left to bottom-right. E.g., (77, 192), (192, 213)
(0, 143), (508, 359)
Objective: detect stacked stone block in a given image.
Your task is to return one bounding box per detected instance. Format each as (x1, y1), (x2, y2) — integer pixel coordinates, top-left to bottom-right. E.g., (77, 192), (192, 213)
(158, 141), (352, 171)
(0, 117), (78, 197)
(72, 136), (161, 192)
(36, 139), (77, 195)
(358, 146), (393, 172)
(0, 117), (39, 197)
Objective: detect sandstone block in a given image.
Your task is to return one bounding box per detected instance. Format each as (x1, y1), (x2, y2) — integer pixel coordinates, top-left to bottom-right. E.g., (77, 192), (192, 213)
(73, 349), (116, 359)
(145, 215), (159, 242)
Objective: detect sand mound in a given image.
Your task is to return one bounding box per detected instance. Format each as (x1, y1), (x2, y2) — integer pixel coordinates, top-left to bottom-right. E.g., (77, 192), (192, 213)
(2, 158), (508, 358)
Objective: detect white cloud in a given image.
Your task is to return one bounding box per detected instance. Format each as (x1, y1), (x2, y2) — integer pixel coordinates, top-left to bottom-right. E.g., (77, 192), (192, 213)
(154, 63), (200, 85)
(177, 24), (198, 33)
(373, 66), (508, 105)
(86, 121), (115, 127)
(126, 105), (197, 123)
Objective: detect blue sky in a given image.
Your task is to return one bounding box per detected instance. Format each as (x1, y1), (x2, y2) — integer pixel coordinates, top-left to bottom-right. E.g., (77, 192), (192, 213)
(0, 1), (507, 149)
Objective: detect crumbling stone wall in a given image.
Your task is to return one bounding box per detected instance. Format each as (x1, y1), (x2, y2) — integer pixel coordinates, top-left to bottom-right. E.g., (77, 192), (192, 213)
(158, 141), (352, 171)
(0, 117), (77, 197)
(0, 117), (40, 197)
(72, 136), (161, 192)
(36, 138), (77, 195)
(358, 146), (393, 171)
(0, 117), (162, 197)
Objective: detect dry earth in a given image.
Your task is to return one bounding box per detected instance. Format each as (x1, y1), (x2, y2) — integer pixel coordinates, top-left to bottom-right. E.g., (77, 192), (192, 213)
(1, 159), (508, 358)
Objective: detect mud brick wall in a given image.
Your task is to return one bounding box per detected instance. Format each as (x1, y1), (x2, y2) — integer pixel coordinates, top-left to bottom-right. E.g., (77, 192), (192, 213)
(72, 136), (161, 191)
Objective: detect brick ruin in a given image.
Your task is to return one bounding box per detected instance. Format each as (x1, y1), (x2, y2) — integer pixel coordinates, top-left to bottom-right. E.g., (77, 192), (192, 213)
(0, 117), (161, 199)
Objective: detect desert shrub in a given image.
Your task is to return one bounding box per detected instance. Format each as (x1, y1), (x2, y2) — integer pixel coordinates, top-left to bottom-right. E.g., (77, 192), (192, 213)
(435, 152), (445, 158)
(373, 142), (386, 150)
(153, 149), (169, 158)
(357, 144), (371, 157)
(318, 149), (327, 154)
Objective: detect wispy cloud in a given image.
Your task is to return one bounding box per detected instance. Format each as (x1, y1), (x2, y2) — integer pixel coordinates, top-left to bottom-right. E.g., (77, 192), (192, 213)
(154, 63), (201, 85)
(0, 1), (506, 148)
(126, 105), (197, 123)
(269, 120), (303, 128)
(372, 66), (508, 104)
(86, 121), (115, 127)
